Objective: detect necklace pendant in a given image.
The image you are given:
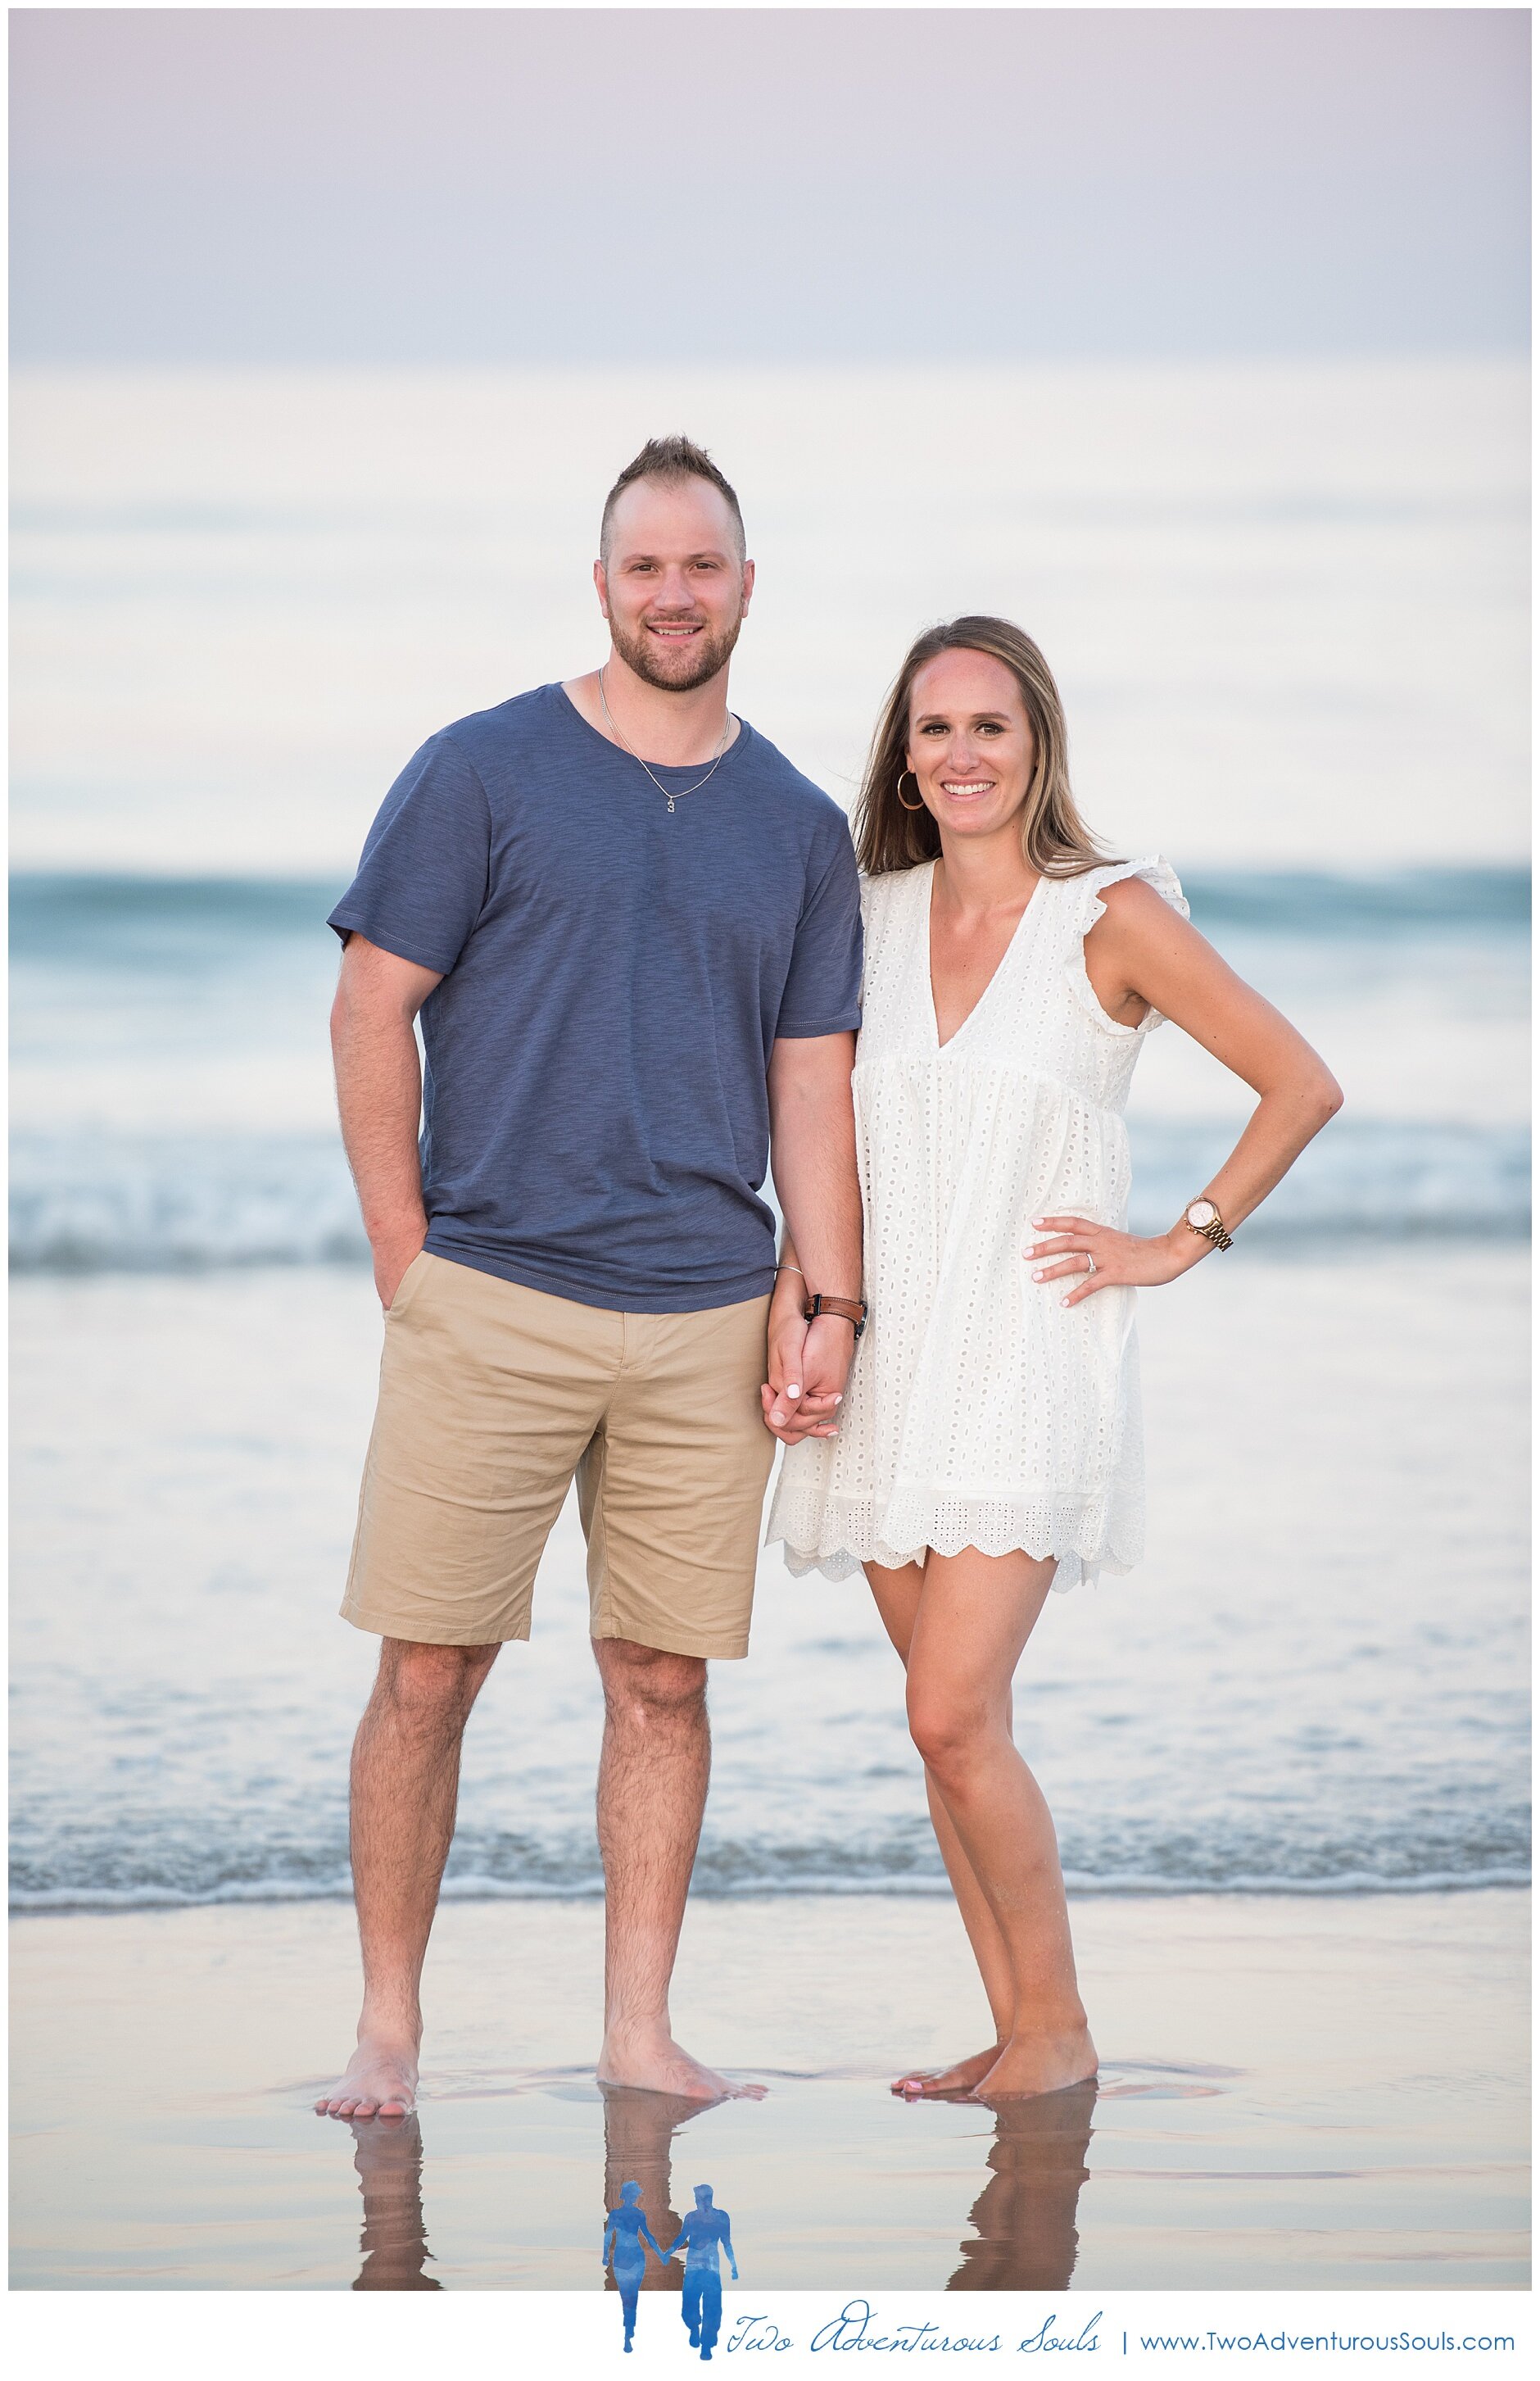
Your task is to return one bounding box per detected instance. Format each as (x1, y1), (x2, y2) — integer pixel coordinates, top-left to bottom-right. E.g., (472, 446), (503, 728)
(666, 796), (676, 814)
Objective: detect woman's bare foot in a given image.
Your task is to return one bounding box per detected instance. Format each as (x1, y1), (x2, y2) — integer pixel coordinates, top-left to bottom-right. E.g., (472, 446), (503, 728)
(597, 2025), (767, 2102)
(315, 2034), (419, 2120)
(971, 2027), (1098, 2102)
(893, 2043), (1005, 2099)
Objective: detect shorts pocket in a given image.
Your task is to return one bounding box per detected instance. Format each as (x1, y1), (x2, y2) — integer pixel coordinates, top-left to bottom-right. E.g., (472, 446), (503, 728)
(385, 1248), (433, 1318)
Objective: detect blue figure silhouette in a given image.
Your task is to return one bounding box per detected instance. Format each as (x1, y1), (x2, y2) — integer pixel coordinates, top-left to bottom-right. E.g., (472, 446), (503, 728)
(601, 2179), (668, 2352)
(664, 2184), (738, 2361)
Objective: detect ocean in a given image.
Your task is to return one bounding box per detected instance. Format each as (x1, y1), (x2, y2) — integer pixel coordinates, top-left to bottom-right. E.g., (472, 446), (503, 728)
(8, 361), (1530, 1918)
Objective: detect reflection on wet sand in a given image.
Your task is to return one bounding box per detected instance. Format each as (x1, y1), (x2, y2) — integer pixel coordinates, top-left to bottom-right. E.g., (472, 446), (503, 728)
(349, 2114), (441, 2290)
(947, 2081), (1097, 2292)
(337, 2079), (732, 2292)
(338, 2070), (1094, 2292)
(600, 2083), (727, 2298)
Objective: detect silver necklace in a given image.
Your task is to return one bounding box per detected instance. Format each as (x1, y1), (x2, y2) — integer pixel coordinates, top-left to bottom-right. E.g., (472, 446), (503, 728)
(597, 667), (734, 812)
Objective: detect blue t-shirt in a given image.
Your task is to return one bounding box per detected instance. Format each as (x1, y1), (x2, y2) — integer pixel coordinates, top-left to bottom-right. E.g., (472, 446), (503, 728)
(328, 683), (863, 1313)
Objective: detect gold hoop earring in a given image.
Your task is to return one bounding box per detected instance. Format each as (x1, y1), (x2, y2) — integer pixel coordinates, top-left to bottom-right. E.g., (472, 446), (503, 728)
(896, 770), (925, 812)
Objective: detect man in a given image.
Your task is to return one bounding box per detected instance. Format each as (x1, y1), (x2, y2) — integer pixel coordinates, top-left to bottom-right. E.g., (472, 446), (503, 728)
(315, 437), (863, 2120)
(665, 2184), (738, 2361)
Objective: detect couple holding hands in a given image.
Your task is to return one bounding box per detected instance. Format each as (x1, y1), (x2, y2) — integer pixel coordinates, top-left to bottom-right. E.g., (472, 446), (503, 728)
(315, 436), (1339, 2124)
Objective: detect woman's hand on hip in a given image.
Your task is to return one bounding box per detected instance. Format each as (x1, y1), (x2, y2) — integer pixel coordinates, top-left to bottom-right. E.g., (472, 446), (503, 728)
(1024, 1214), (1206, 1307)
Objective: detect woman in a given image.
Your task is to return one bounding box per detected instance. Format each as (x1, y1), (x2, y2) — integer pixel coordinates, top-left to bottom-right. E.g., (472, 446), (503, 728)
(765, 617), (1341, 2102)
(602, 2179), (668, 2352)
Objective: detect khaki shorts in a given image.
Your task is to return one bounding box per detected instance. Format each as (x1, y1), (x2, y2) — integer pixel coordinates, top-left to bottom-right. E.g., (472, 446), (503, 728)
(342, 1252), (775, 1658)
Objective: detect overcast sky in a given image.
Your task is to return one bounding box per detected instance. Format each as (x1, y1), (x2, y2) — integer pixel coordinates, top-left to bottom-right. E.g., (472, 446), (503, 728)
(10, 7), (1530, 362)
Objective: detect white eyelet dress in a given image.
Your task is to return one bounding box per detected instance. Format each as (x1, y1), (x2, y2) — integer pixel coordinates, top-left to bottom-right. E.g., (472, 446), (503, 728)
(766, 855), (1189, 1592)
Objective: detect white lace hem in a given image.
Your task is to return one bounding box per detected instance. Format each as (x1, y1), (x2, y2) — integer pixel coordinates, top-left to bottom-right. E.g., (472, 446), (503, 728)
(765, 1482), (1143, 1594)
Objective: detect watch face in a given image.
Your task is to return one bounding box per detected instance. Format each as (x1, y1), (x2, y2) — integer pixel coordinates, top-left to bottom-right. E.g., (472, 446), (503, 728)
(1188, 1200), (1218, 1229)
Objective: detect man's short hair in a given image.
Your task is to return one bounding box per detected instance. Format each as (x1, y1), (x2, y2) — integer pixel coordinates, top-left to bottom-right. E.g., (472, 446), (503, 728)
(600, 436), (745, 562)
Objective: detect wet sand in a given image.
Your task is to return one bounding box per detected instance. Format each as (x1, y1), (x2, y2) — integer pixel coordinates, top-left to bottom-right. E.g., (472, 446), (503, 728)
(10, 1889), (1528, 2291)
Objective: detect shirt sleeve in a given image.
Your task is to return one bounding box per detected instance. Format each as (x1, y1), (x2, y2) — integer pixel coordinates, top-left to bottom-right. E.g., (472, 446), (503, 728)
(327, 731), (491, 976)
(774, 816), (864, 1038)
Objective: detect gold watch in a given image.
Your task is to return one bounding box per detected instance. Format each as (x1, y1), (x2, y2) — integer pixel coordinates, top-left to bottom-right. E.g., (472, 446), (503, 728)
(1182, 1197), (1234, 1252)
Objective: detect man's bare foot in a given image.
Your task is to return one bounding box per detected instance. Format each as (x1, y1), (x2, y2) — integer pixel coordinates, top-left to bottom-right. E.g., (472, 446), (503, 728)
(597, 2026), (767, 2102)
(893, 2043), (1005, 2099)
(971, 2027), (1098, 2102)
(315, 2034), (419, 2120)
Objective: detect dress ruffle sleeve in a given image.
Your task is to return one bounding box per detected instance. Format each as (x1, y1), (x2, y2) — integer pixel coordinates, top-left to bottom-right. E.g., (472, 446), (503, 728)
(1063, 855), (1189, 1036)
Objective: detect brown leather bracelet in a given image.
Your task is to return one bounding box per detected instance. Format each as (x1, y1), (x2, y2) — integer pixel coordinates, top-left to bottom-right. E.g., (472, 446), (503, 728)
(803, 1293), (868, 1340)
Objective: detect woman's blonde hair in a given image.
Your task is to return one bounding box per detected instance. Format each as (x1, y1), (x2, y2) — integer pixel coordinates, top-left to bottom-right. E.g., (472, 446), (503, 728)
(854, 615), (1109, 878)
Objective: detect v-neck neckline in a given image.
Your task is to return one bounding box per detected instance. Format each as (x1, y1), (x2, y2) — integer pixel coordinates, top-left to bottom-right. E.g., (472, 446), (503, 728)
(924, 859), (1046, 1053)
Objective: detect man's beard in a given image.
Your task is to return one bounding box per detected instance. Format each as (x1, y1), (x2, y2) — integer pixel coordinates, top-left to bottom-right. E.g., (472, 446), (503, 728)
(609, 607), (744, 694)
